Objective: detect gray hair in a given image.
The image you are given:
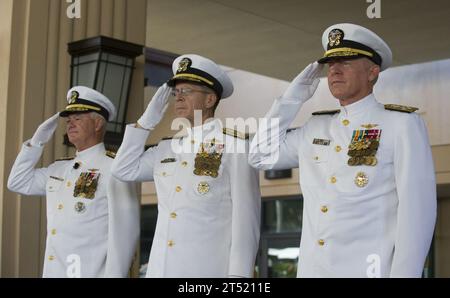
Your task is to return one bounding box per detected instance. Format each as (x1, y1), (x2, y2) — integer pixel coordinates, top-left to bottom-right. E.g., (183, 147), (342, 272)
(89, 112), (107, 135)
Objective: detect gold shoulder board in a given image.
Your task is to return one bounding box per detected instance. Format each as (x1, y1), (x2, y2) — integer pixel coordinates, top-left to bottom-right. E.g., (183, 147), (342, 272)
(55, 156), (74, 161)
(222, 128), (249, 140)
(312, 109), (340, 115)
(161, 136), (174, 141)
(384, 104), (418, 113)
(105, 151), (116, 159)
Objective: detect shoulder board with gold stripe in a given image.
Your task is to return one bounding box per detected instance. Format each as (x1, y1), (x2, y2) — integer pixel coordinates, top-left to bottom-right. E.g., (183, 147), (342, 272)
(105, 151), (116, 159)
(55, 156), (74, 161)
(312, 109), (340, 115)
(223, 128), (249, 140)
(384, 104), (418, 113)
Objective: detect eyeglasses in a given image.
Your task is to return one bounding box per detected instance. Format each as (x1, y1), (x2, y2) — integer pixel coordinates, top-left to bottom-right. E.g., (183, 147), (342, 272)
(170, 87), (211, 97)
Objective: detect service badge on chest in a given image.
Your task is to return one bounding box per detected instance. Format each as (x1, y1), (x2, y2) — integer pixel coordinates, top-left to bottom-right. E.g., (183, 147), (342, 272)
(347, 129), (381, 166)
(193, 139), (224, 178)
(73, 172), (100, 199)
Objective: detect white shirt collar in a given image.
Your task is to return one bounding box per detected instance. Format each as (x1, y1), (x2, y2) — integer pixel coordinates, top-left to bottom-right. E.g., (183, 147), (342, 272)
(188, 118), (222, 140)
(340, 94), (378, 117)
(76, 142), (105, 159)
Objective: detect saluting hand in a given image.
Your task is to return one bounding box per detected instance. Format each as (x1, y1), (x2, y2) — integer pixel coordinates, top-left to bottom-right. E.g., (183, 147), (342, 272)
(281, 62), (324, 103)
(137, 83), (171, 130)
(29, 112), (60, 147)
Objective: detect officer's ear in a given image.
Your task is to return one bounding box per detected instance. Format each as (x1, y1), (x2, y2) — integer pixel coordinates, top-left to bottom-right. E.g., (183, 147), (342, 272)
(205, 92), (218, 110)
(367, 63), (380, 85)
(93, 116), (105, 133)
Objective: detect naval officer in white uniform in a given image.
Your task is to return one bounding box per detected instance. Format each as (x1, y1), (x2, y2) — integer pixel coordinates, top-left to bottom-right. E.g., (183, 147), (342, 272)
(249, 23), (436, 277)
(8, 86), (140, 277)
(111, 54), (261, 278)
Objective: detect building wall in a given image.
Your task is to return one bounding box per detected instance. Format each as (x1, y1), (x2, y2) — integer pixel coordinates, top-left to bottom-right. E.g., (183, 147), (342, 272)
(0, 0), (147, 277)
(435, 196), (450, 277)
(0, 0), (14, 278)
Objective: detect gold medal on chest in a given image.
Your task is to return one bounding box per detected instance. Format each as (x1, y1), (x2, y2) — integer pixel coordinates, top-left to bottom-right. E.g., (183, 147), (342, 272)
(193, 139), (224, 178)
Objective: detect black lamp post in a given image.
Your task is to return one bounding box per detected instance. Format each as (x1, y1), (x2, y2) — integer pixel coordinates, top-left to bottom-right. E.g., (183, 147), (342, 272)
(67, 35), (143, 147)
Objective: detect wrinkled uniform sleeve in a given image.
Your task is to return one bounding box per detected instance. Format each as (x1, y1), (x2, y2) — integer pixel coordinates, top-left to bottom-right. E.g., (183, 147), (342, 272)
(111, 124), (159, 182)
(390, 114), (437, 277)
(228, 141), (261, 278)
(249, 99), (304, 170)
(7, 140), (49, 196)
(104, 176), (140, 277)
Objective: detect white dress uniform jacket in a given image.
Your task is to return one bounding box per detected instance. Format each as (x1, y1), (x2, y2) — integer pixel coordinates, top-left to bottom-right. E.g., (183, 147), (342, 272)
(249, 94), (436, 277)
(8, 142), (140, 278)
(111, 119), (261, 278)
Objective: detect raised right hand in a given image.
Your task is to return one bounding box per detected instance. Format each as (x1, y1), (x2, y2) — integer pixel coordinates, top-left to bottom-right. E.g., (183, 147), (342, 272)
(137, 83), (171, 130)
(29, 113), (60, 147)
(281, 62), (323, 103)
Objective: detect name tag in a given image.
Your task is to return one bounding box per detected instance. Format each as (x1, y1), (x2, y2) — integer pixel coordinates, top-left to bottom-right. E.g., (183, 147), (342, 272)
(313, 138), (331, 146)
(161, 158), (176, 163)
(49, 176), (64, 181)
